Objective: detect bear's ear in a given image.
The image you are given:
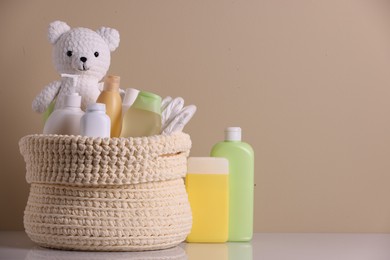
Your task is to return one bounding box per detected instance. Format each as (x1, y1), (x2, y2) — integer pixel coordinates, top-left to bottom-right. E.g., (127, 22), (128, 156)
(48, 21), (71, 44)
(96, 27), (120, 51)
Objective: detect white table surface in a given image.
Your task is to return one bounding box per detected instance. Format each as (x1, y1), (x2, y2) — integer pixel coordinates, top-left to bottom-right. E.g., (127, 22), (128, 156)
(0, 231), (389, 260)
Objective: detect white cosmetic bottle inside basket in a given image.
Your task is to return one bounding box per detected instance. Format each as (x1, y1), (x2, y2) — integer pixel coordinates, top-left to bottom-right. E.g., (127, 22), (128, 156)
(43, 92), (84, 135)
(80, 103), (111, 138)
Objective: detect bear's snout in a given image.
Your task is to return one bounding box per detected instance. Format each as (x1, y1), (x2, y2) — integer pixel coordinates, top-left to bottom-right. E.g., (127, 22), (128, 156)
(72, 56), (90, 71)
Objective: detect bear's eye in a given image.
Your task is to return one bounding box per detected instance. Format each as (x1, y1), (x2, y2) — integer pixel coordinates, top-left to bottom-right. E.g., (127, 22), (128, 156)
(66, 50), (73, 57)
(94, 52), (99, 57)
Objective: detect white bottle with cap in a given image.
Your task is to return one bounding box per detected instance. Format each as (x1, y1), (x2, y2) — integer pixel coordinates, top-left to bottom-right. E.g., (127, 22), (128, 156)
(43, 93), (84, 135)
(80, 103), (111, 138)
(210, 127), (254, 242)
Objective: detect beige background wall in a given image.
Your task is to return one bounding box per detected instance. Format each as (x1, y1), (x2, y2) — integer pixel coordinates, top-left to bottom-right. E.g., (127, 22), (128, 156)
(1, 0), (390, 232)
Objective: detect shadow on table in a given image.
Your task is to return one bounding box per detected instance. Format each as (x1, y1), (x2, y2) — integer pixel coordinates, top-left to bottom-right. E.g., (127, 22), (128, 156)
(25, 245), (187, 260)
(184, 242), (253, 260)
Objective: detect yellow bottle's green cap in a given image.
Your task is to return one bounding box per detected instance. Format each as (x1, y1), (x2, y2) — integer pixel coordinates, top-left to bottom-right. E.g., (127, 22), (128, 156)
(132, 91), (162, 115)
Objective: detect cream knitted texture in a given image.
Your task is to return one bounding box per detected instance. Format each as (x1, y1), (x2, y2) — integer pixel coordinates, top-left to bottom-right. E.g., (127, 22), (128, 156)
(19, 132), (192, 251)
(19, 133), (191, 185)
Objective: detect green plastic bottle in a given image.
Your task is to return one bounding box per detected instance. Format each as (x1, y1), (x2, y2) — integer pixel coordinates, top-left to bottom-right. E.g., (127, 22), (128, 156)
(210, 127), (254, 241)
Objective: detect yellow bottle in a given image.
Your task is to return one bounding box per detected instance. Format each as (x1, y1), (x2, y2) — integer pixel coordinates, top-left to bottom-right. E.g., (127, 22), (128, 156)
(96, 75), (122, 137)
(120, 91), (162, 137)
(185, 157), (229, 243)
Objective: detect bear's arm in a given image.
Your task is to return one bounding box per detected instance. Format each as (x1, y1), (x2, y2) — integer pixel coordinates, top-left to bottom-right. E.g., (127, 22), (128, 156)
(32, 81), (62, 113)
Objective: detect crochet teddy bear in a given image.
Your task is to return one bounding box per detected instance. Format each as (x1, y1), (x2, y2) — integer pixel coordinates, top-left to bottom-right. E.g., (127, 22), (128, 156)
(32, 21), (120, 113)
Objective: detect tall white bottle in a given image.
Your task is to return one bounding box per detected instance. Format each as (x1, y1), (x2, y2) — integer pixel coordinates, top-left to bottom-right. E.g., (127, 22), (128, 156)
(80, 103), (111, 138)
(43, 93), (84, 135)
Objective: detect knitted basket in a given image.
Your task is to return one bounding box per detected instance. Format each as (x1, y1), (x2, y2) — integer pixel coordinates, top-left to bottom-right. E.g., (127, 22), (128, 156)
(19, 132), (192, 251)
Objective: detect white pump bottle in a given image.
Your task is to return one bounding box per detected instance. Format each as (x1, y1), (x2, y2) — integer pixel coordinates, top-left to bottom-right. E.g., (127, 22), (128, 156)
(43, 93), (84, 135)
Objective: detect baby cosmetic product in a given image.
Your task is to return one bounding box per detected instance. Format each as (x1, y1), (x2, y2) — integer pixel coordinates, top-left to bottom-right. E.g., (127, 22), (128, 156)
(122, 88), (140, 118)
(43, 93), (84, 135)
(185, 157), (229, 243)
(80, 103), (111, 138)
(121, 91), (162, 137)
(96, 75), (122, 137)
(43, 74), (79, 123)
(210, 127), (254, 242)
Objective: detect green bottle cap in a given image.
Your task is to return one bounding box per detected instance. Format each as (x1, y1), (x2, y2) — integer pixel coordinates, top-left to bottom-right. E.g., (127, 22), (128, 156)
(131, 91), (162, 115)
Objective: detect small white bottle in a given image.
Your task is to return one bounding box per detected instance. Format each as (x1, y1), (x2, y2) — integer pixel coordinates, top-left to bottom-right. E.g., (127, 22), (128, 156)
(43, 93), (84, 135)
(80, 103), (111, 138)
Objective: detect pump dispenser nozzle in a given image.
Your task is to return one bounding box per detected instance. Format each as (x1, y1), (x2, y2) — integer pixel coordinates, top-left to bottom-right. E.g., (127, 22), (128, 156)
(61, 73), (79, 93)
